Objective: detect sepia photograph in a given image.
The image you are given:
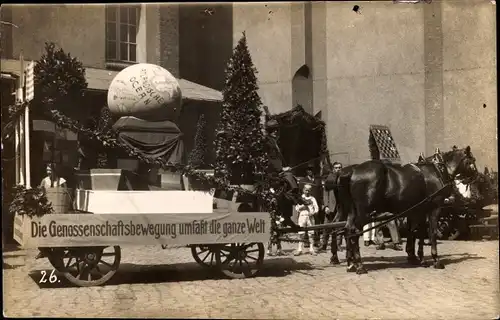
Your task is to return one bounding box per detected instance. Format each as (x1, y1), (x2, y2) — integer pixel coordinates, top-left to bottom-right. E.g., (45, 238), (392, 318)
(1, 1), (498, 319)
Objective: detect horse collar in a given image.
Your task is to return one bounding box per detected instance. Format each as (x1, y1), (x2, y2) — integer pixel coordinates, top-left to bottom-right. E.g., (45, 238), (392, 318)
(433, 162), (452, 186)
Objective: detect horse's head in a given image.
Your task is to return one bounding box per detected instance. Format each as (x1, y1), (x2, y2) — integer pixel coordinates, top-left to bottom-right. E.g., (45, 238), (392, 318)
(441, 146), (477, 180)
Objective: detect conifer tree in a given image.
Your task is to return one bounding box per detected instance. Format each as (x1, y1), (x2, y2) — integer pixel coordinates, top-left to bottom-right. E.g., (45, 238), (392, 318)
(34, 42), (88, 120)
(96, 106), (114, 168)
(34, 42), (88, 184)
(188, 113), (208, 169)
(214, 32), (269, 184)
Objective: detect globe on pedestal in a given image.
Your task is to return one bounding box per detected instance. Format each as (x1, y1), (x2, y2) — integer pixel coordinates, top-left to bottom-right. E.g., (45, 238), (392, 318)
(107, 63), (182, 122)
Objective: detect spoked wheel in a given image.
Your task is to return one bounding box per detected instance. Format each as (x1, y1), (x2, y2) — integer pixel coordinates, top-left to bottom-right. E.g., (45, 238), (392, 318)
(216, 242), (265, 279)
(437, 214), (456, 240)
(48, 246), (121, 287)
(191, 245), (218, 268)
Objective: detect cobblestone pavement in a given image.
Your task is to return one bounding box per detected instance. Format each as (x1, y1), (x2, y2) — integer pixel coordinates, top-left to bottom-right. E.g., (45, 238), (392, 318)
(3, 240), (499, 319)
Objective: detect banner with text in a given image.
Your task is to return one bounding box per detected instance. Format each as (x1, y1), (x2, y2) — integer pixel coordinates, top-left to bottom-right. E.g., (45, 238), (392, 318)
(22, 212), (271, 248)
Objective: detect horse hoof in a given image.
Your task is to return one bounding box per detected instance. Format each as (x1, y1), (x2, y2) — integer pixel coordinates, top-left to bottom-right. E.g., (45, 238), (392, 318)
(347, 265), (356, 273)
(356, 267), (368, 275)
(434, 261), (445, 269)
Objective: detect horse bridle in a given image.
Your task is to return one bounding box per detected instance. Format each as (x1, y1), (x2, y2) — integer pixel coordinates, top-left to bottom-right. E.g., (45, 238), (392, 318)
(446, 152), (476, 180)
(430, 152), (477, 188)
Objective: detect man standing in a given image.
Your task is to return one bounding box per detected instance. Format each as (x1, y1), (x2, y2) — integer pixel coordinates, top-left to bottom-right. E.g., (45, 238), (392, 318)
(319, 162), (344, 254)
(265, 119), (301, 228)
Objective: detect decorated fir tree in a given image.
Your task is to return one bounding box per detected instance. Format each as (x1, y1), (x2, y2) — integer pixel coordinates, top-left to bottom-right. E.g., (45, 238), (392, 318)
(214, 32), (269, 184)
(95, 106), (114, 168)
(34, 42), (88, 184)
(188, 113), (208, 169)
(34, 42), (88, 120)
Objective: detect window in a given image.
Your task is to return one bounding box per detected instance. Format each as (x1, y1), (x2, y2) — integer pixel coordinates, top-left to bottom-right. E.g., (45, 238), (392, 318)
(105, 5), (138, 63)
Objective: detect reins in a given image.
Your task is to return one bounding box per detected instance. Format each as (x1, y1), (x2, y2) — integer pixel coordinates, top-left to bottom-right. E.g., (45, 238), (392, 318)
(275, 149), (477, 242)
(277, 164), (454, 241)
(276, 182), (453, 242)
(338, 183), (452, 239)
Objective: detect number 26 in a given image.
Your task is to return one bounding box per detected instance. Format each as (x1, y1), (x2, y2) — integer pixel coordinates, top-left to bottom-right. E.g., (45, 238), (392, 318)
(39, 270), (58, 284)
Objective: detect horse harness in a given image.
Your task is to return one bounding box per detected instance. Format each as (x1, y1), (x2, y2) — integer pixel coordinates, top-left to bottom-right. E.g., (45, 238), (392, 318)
(342, 155), (470, 239)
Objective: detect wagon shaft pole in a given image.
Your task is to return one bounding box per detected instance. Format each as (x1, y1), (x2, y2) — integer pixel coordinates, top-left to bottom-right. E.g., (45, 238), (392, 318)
(277, 221), (346, 233)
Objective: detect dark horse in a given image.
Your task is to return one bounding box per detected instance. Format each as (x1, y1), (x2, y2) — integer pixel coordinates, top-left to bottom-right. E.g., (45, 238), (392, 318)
(331, 146), (477, 274)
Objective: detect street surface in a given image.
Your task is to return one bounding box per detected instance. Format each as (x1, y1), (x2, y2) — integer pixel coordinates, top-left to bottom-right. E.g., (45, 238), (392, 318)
(3, 240), (499, 319)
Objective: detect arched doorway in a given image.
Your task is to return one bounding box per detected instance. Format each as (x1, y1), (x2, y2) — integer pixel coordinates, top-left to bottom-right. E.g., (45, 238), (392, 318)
(292, 64), (313, 114)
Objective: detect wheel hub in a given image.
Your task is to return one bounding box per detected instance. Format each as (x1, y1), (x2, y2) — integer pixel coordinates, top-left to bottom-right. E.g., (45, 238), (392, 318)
(238, 250), (247, 259)
(82, 250), (102, 265)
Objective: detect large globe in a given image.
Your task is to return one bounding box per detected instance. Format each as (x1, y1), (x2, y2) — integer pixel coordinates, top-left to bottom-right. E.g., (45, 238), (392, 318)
(107, 63), (182, 122)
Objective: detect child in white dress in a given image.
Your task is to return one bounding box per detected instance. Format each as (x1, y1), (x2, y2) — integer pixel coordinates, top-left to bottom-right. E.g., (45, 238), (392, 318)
(294, 184), (319, 255)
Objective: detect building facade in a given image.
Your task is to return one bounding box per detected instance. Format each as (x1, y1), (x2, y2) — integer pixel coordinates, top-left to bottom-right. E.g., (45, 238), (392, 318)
(177, 1), (497, 170)
(1, 1), (497, 170)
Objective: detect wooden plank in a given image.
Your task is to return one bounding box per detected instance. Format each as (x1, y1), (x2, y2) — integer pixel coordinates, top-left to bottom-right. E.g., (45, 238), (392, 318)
(74, 189), (214, 214)
(18, 211), (271, 248)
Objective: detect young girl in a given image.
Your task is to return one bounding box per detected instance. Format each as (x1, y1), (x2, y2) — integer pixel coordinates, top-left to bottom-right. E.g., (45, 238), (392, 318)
(39, 164), (66, 190)
(294, 184), (319, 256)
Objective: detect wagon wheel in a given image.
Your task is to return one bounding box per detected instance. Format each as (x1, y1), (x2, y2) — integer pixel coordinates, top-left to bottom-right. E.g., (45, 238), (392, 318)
(48, 246), (121, 287)
(436, 217), (449, 240)
(41, 248), (66, 270)
(190, 245), (218, 268)
(436, 212), (459, 240)
(216, 242), (265, 279)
